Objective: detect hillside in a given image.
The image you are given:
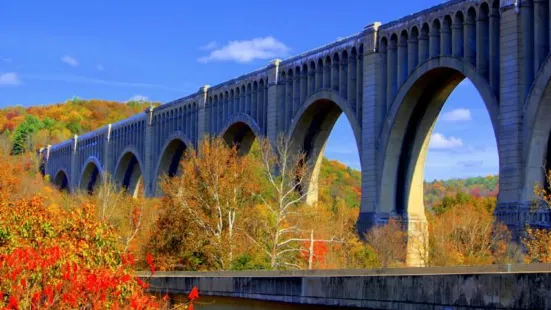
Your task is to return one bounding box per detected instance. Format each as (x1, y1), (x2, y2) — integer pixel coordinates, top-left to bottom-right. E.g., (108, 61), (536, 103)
(0, 97), (156, 154)
(318, 159), (498, 212)
(318, 158), (362, 209)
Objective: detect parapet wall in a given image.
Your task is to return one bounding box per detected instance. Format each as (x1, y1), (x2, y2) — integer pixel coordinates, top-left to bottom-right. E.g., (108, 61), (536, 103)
(146, 264), (551, 309)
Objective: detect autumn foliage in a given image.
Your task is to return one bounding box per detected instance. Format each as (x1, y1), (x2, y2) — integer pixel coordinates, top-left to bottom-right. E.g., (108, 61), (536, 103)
(0, 98), (156, 155)
(0, 149), (165, 308)
(522, 170), (551, 263)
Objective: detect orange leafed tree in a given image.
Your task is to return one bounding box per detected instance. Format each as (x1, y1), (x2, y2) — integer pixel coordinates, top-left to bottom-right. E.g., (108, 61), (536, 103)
(151, 137), (257, 270)
(0, 149), (163, 309)
(523, 170), (551, 263)
(429, 201), (511, 266)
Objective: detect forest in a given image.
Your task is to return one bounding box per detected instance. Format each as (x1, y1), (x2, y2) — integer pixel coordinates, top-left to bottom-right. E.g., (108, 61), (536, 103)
(0, 99), (550, 308)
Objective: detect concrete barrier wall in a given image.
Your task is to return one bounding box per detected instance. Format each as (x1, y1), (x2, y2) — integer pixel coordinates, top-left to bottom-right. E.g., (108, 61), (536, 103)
(145, 264), (551, 309)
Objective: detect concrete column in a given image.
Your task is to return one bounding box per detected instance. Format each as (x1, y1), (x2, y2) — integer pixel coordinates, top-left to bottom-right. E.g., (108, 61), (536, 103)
(489, 5), (500, 94)
(429, 27), (440, 58)
(407, 37), (418, 75)
(357, 23), (382, 233)
(278, 75), (286, 131)
(70, 135), (79, 191)
(308, 68), (315, 95)
(441, 20), (452, 57)
(378, 44), (388, 112)
(477, 14), (489, 78)
(252, 89), (258, 125)
(143, 108), (154, 196)
(287, 74), (294, 126)
(418, 31), (429, 64)
(521, 0), (535, 99)
(246, 86), (252, 115)
(339, 58), (348, 99)
(196, 85), (209, 148)
(464, 15), (476, 65)
(240, 87), (246, 114)
(549, 0), (551, 49)
(452, 21), (464, 58)
(495, 1), (525, 236)
(397, 36), (408, 87)
(103, 124), (112, 175)
(294, 71), (301, 114)
(316, 63), (324, 90)
(301, 68), (308, 103)
(387, 39), (397, 107)
(356, 52), (363, 118)
(534, 0), (549, 72)
(324, 60), (331, 89)
(332, 61), (339, 91)
(266, 59), (281, 143)
(348, 53), (358, 111)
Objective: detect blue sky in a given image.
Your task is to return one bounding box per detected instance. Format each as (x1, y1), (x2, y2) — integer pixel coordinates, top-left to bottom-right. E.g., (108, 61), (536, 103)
(0, 0), (498, 180)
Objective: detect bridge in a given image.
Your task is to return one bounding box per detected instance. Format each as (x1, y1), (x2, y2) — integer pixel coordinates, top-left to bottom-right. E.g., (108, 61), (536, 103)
(145, 265), (551, 309)
(44, 0), (551, 262)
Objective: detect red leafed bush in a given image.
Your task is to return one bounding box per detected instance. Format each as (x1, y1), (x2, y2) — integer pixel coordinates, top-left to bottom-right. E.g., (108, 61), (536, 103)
(0, 248), (160, 309)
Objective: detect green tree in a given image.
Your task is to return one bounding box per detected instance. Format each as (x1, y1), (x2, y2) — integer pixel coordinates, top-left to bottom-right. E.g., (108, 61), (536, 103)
(11, 115), (42, 155)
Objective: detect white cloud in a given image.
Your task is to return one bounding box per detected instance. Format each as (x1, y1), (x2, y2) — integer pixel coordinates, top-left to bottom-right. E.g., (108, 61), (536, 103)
(2, 57), (12, 63)
(126, 95), (149, 102)
(96, 64), (104, 71)
(198, 36), (290, 63)
(61, 55), (79, 67)
(200, 41), (218, 51)
(440, 108), (472, 122)
(429, 133), (463, 149)
(0, 72), (22, 86)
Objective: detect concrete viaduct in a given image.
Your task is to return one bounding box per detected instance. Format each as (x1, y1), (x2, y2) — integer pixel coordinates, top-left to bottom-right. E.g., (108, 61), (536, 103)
(44, 0), (551, 248)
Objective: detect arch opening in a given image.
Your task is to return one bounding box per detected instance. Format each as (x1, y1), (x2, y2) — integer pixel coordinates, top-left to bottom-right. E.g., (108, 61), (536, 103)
(54, 170), (69, 191)
(80, 161), (101, 195)
(115, 152), (143, 198)
(155, 139), (188, 195)
(382, 66), (499, 221)
(222, 122), (257, 155)
(289, 98), (361, 206)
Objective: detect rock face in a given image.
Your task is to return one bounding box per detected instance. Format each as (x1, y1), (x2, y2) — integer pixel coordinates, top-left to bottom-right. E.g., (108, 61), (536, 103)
(45, 0), (551, 263)
(147, 265), (551, 309)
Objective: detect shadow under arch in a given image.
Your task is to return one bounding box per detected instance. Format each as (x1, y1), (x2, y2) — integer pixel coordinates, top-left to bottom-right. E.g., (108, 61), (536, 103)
(154, 131), (193, 196)
(114, 148), (144, 198)
(53, 169), (69, 191)
(219, 113), (263, 155)
(286, 90), (362, 205)
(79, 157), (103, 194)
(523, 54), (551, 200)
(379, 57), (499, 222)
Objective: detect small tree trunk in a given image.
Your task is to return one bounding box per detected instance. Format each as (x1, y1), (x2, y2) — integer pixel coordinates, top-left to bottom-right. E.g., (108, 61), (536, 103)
(308, 230), (314, 270)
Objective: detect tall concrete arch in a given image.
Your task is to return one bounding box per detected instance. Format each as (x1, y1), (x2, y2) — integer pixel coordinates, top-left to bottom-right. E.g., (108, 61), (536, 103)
(53, 169), (69, 191)
(79, 157), (103, 194)
(220, 113), (263, 155)
(379, 57), (499, 219)
(377, 57), (499, 265)
(287, 89), (361, 206)
(153, 131), (193, 195)
(114, 148), (144, 198)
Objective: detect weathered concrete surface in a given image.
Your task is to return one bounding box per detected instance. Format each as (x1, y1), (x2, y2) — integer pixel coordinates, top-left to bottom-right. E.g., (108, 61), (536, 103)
(145, 264), (551, 309)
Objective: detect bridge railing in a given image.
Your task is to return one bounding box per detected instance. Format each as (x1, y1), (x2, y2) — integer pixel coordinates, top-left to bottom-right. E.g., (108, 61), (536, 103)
(138, 263), (551, 278)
